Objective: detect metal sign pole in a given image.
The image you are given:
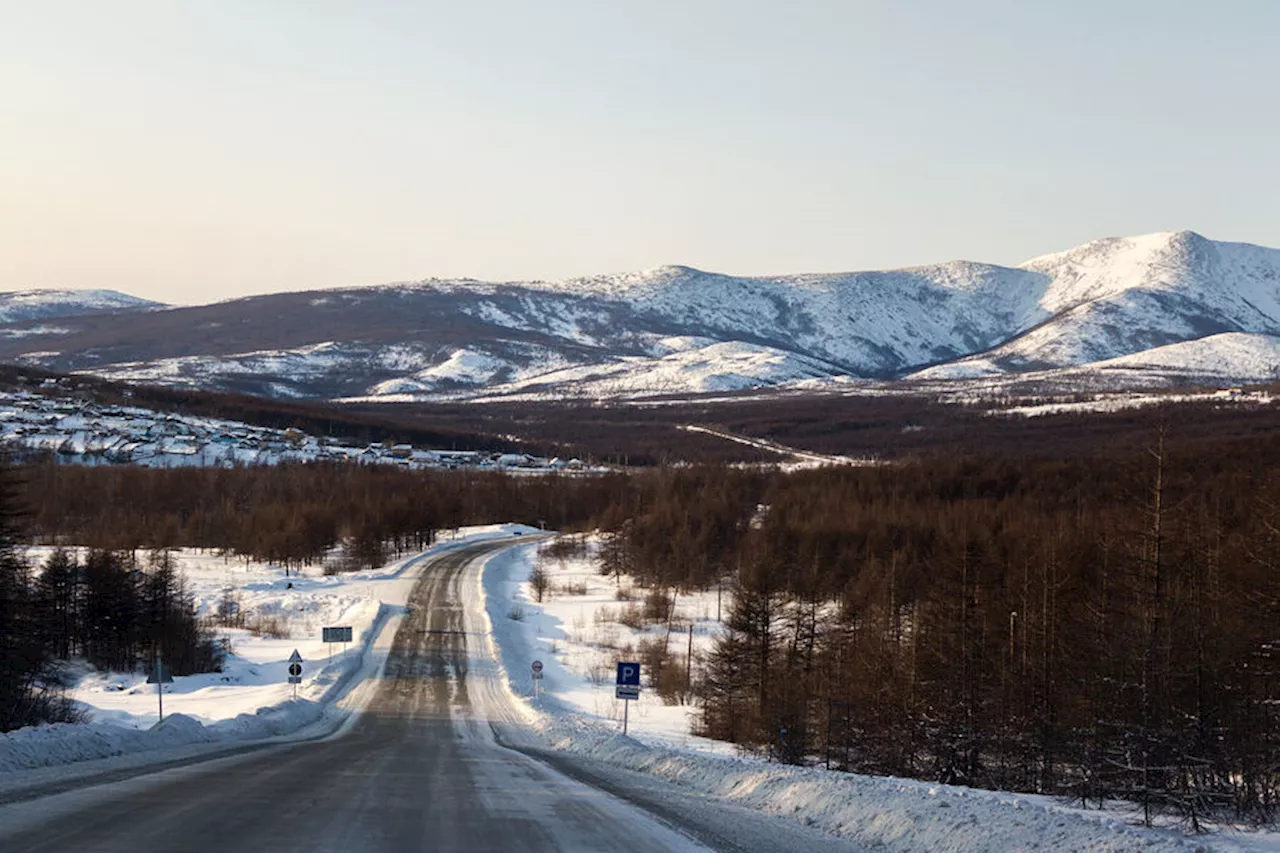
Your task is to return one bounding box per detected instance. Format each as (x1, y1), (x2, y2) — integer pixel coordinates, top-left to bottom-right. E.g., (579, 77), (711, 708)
(148, 653), (173, 721)
(623, 698), (629, 735)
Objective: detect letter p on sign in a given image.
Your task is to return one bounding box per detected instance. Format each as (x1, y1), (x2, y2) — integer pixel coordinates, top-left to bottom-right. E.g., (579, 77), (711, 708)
(616, 662), (641, 686)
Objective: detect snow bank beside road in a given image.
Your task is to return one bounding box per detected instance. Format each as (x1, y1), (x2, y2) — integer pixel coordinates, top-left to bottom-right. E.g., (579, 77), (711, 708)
(480, 540), (1211, 853)
(540, 730), (1210, 853)
(0, 705), (320, 774)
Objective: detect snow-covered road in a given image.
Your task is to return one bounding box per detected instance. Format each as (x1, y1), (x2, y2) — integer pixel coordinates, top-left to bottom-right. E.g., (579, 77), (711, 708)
(0, 539), (859, 853)
(677, 424), (870, 468)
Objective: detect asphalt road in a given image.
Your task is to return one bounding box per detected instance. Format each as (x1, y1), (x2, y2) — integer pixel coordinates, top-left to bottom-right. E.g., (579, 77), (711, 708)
(0, 541), (862, 853)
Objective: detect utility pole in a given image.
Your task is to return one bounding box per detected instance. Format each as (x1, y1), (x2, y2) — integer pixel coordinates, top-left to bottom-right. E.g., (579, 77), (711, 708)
(686, 623), (695, 700)
(1009, 611), (1017, 662)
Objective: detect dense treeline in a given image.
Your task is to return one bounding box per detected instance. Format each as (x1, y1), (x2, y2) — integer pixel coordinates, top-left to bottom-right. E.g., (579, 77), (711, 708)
(20, 461), (629, 570)
(592, 440), (1280, 827)
(0, 473), (60, 732)
(0, 469), (219, 731)
(38, 548), (222, 677)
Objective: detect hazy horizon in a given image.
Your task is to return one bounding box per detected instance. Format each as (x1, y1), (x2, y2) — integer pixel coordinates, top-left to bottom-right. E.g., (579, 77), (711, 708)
(4, 2), (1278, 304)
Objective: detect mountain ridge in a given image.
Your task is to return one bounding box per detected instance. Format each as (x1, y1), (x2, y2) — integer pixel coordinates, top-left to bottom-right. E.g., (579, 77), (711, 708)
(4, 231), (1280, 401)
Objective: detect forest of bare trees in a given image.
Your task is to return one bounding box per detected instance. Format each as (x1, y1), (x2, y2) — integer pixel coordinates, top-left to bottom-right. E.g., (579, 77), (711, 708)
(7, 428), (1280, 823)
(589, 441), (1280, 827)
(17, 462), (634, 569)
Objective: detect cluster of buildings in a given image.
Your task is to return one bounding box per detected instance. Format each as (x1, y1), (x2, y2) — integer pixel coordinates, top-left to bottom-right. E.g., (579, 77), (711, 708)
(0, 390), (582, 472)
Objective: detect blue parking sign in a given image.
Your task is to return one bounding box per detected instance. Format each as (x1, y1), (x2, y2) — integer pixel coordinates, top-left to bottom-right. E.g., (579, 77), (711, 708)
(616, 662), (641, 686)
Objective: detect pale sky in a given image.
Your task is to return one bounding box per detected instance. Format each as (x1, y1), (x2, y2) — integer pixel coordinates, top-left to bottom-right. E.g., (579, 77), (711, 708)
(3, 1), (1278, 304)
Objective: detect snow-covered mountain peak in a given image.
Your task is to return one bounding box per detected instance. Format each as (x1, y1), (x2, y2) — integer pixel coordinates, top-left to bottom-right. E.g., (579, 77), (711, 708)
(1019, 231), (1280, 325)
(1013, 229), (1274, 312)
(0, 288), (163, 324)
(543, 264), (725, 300)
(641, 264), (706, 280)
(0, 287), (157, 308)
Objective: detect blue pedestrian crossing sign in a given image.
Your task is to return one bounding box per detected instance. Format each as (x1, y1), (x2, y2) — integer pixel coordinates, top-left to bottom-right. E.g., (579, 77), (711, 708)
(616, 662), (640, 686)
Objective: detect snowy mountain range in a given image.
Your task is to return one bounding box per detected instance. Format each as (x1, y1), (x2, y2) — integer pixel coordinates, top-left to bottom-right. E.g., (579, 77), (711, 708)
(4, 231), (1280, 401)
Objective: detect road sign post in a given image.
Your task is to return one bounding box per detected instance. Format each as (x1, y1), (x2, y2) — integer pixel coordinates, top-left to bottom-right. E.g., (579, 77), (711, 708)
(615, 662), (641, 735)
(288, 649), (304, 699)
(146, 653), (174, 722)
(531, 660), (544, 701)
(322, 626), (353, 661)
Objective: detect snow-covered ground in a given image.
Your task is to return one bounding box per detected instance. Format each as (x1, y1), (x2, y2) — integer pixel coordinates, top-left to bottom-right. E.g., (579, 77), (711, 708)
(0, 525), (537, 778)
(481, 537), (1276, 853)
(485, 536), (731, 752)
(47, 547), (401, 733)
(990, 387), (1275, 418)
